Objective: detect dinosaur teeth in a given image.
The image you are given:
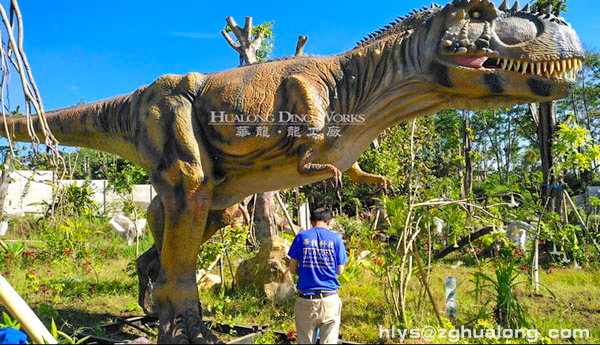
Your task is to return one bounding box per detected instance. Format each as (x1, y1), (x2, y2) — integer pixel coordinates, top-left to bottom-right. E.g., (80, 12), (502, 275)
(492, 57), (583, 81)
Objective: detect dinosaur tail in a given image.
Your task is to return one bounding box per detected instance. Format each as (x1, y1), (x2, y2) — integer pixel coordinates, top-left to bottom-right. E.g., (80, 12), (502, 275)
(0, 94), (138, 160)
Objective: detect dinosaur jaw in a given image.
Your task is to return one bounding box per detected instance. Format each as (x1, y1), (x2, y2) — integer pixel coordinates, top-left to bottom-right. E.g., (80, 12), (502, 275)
(451, 55), (583, 82)
(426, 54), (581, 105)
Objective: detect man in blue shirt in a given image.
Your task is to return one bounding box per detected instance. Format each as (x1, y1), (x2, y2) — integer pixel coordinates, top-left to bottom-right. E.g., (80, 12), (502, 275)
(288, 207), (348, 344)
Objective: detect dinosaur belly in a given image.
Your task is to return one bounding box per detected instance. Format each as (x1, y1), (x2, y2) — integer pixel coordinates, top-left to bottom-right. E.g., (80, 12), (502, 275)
(210, 164), (328, 209)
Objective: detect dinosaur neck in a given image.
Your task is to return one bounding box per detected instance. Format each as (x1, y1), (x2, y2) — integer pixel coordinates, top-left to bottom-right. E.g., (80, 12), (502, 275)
(327, 34), (447, 169)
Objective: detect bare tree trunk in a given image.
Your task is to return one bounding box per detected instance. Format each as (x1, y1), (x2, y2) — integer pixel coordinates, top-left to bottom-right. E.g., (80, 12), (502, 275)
(462, 111), (473, 198)
(483, 110), (504, 184)
(531, 101), (563, 214)
(457, 126), (464, 196)
(0, 152), (11, 214)
(221, 16), (281, 242)
(254, 191), (278, 243)
(222, 20), (310, 244)
(504, 110), (513, 182)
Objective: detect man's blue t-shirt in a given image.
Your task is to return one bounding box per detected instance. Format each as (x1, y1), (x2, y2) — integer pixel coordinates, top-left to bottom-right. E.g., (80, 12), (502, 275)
(288, 227), (348, 291)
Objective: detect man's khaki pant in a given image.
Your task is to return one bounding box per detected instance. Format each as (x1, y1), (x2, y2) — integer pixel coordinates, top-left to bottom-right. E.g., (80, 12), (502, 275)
(294, 294), (342, 344)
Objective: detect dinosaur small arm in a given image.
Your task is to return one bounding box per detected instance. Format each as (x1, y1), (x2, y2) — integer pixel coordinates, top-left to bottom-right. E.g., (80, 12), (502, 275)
(0, 0), (584, 343)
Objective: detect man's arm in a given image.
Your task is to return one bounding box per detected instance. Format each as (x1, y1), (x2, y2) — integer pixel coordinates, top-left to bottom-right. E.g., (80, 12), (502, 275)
(289, 258), (299, 275)
(337, 265), (344, 275)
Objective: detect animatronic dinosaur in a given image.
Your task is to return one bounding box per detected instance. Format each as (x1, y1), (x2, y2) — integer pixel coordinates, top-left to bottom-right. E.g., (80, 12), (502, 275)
(0, 0), (583, 342)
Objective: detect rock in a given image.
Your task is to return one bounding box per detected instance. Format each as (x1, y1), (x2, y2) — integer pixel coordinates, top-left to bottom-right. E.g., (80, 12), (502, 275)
(196, 270), (221, 291)
(235, 236), (296, 302)
(118, 337), (154, 344)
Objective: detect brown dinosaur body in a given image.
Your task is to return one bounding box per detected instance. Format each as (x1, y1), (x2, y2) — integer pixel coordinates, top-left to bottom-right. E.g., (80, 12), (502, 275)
(0, 0), (584, 342)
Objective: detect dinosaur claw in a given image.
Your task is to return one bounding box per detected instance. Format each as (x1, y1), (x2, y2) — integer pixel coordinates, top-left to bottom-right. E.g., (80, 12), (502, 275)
(328, 165), (343, 190)
(379, 177), (393, 195)
(159, 308), (221, 344)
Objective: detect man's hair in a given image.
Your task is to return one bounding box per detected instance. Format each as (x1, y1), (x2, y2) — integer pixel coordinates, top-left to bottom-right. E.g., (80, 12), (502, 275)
(311, 207), (332, 222)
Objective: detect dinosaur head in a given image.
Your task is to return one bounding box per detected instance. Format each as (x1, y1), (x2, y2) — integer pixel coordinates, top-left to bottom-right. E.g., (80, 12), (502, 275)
(416, 0), (583, 108)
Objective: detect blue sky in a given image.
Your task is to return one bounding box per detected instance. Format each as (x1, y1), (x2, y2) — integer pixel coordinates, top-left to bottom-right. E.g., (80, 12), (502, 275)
(4, 0), (600, 112)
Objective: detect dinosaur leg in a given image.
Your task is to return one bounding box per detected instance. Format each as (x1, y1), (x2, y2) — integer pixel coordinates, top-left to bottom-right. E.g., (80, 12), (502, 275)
(297, 144), (343, 187)
(137, 197), (239, 317)
(152, 174), (220, 344)
(137, 196), (164, 316)
(346, 162), (393, 192)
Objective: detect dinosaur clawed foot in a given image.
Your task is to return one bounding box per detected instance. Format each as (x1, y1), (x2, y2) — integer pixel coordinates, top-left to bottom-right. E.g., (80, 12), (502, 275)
(137, 246), (160, 316)
(380, 176), (395, 195)
(327, 165), (344, 197)
(159, 307), (221, 344)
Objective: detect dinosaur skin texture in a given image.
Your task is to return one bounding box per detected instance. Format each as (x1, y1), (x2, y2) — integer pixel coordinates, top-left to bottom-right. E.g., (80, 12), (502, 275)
(0, 0), (583, 343)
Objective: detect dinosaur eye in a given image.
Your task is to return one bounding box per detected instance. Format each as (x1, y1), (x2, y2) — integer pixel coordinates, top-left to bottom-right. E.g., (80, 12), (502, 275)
(471, 11), (481, 19)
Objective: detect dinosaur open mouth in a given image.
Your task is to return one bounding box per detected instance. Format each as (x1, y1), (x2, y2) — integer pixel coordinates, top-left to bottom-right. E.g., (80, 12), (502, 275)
(453, 56), (583, 81)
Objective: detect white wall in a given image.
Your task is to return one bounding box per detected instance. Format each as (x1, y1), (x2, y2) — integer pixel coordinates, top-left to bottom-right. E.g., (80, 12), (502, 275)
(3, 170), (156, 215)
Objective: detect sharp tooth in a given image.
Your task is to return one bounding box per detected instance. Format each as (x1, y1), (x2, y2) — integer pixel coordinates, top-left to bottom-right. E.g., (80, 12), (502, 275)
(561, 59), (567, 72)
(543, 62), (548, 72)
(567, 59), (573, 70)
(549, 61), (555, 74)
(502, 58), (508, 70)
(555, 61), (561, 72)
(507, 59), (514, 71)
(537, 62), (542, 75)
(531, 63), (536, 74)
(578, 59), (583, 69)
(515, 60), (521, 72)
(522, 61), (528, 74)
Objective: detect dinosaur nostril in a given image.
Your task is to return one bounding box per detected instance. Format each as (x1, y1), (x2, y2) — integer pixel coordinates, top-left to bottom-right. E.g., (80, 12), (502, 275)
(495, 17), (539, 45)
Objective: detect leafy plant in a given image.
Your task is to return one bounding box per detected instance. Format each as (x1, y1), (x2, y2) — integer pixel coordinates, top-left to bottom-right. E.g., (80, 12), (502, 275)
(252, 330), (279, 344)
(50, 319), (90, 344)
(338, 249), (373, 284)
(472, 260), (549, 328)
(332, 214), (369, 238)
(0, 312), (20, 329)
(3, 242), (24, 257)
(57, 181), (98, 217)
(553, 122), (600, 174)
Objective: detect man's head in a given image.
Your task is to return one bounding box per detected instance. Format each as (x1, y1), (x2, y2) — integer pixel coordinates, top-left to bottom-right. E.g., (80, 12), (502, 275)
(310, 207), (333, 228)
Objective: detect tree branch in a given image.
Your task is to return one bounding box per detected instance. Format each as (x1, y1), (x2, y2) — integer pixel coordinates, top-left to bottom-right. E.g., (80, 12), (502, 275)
(295, 35), (308, 56)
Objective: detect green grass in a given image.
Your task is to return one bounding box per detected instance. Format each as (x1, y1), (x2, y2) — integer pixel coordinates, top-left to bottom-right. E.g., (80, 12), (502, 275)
(1, 215), (598, 343)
